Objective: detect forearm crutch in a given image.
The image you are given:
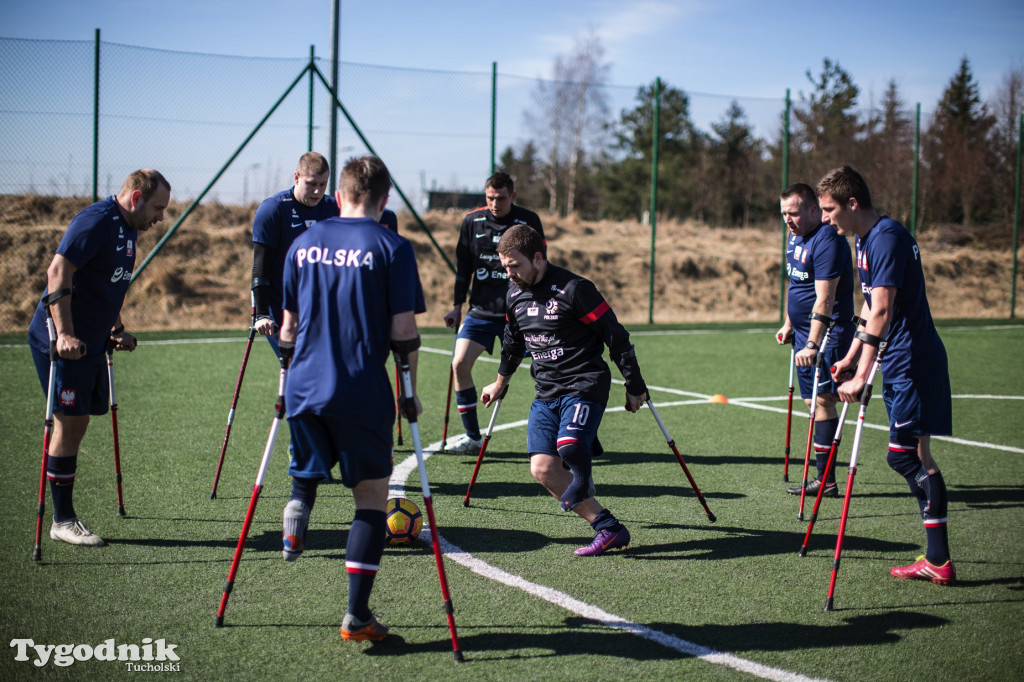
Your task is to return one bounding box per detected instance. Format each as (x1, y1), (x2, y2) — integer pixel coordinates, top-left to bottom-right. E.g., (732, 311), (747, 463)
(824, 342), (886, 612)
(462, 386), (506, 507)
(394, 346), (464, 662)
(215, 355), (288, 627)
(440, 334), (457, 452)
(211, 308), (257, 499)
(394, 362), (404, 446)
(798, 316), (837, 521)
(782, 341), (795, 482)
(798, 399), (851, 556)
(647, 399), (716, 523)
(33, 316), (59, 561)
(106, 343), (126, 517)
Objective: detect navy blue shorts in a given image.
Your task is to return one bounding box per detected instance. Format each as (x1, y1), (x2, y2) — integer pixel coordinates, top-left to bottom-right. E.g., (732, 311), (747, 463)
(796, 353), (841, 400)
(31, 346), (109, 417)
(882, 376), (953, 440)
(287, 413), (393, 486)
(527, 395), (605, 456)
(456, 314), (506, 355)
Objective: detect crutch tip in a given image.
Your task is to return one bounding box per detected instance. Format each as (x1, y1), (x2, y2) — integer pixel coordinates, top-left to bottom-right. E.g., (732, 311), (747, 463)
(823, 598), (834, 612)
(783, 475), (789, 482)
(461, 500), (470, 508)
(32, 547), (41, 561)
(214, 617), (224, 628)
(707, 514), (717, 523)
(117, 507), (126, 517)
(453, 650), (465, 662)
(797, 513), (804, 521)
(798, 547), (807, 557)
(209, 492), (217, 500)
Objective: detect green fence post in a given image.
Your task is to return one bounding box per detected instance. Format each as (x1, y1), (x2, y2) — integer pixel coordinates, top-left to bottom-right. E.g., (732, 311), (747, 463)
(314, 66), (455, 274)
(491, 61), (497, 175)
(92, 28), (100, 202)
(911, 102), (920, 237)
(133, 66), (313, 282)
(308, 45), (315, 152)
(1011, 112), (1022, 319)
(779, 89), (791, 324)
(648, 77), (661, 325)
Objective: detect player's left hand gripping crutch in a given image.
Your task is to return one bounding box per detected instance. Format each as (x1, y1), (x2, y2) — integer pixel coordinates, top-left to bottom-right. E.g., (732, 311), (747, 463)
(394, 342), (464, 662)
(798, 315), (837, 521)
(782, 339), (795, 482)
(211, 307), (257, 499)
(106, 342), (127, 517)
(647, 398), (716, 523)
(215, 352), (289, 627)
(823, 341), (886, 612)
(798, 399), (851, 556)
(462, 384), (507, 508)
(33, 314), (60, 561)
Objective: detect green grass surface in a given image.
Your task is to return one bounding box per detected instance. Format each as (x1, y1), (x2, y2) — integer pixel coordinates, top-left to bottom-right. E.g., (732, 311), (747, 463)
(1, 323), (1022, 680)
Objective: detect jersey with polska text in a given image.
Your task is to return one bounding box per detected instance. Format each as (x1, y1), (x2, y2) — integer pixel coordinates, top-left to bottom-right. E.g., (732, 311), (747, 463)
(28, 196), (137, 358)
(856, 217), (947, 383)
(453, 205), (543, 322)
(252, 188), (339, 321)
(282, 216), (425, 430)
(499, 264), (643, 404)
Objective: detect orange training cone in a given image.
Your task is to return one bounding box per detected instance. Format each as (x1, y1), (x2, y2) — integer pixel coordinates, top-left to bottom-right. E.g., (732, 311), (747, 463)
(710, 394), (728, 404)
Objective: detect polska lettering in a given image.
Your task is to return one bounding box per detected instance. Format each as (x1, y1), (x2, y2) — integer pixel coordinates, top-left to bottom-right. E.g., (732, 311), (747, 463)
(10, 638), (179, 668)
(295, 246), (374, 270)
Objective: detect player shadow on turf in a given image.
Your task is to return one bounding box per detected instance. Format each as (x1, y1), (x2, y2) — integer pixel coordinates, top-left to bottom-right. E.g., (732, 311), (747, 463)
(357, 610), (948, 660)
(621, 526), (918, 561)
(429, 479), (740, 503)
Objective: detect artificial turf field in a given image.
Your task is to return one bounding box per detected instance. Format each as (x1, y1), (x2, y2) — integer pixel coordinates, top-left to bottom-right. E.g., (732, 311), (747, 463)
(1, 321), (1022, 681)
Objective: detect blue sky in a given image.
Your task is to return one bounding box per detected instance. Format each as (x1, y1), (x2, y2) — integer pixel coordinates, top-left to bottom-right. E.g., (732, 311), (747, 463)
(6, 0), (1022, 107)
(3, 0), (1023, 204)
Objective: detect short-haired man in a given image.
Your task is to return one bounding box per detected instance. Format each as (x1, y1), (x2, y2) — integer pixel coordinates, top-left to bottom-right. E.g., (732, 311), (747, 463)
(443, 172), (544, 453)
(776, 183), (855, 497)
(481, 224), (648, 557)
(28, 169), (171, 547)
(251, 152), (338, 356)
(278, 155), (426, 640)
(821, 165), (956, 585)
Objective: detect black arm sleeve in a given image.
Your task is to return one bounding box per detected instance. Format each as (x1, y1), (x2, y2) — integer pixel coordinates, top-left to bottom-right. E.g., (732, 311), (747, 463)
(251, 242), (275, 316)
(452, 218), (473, 306)
(577, 280), (647, 395)
(497, 309), (525, 377)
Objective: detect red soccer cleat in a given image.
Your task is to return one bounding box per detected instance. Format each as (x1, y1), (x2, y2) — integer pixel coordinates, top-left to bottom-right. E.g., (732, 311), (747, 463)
(891, 557), (956, 585)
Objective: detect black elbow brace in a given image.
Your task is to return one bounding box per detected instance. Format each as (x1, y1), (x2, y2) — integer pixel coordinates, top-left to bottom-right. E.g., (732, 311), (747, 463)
(391, 335), (421, 362)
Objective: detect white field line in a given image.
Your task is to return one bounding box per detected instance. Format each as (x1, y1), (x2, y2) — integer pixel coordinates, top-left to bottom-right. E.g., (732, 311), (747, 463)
(393, 437), (826, 682)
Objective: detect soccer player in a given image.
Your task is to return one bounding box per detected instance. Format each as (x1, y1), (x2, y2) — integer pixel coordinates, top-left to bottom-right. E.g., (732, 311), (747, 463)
(27, 169), (171, 547)
(775, 183), (855, 497)
(821, 165), (956, 585)
(277, 155), (426, 641)
(442, 172), (544, 453)
(250, 152), (338, 356)
(480, 224), (648, 557)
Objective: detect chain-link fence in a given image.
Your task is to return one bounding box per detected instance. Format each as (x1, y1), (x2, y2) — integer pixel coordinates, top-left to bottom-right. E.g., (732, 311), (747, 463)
(1, 36), (1021, 335)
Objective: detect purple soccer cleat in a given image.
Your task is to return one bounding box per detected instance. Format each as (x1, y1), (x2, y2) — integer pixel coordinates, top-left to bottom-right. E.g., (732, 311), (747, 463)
(574, 525), (630, 556)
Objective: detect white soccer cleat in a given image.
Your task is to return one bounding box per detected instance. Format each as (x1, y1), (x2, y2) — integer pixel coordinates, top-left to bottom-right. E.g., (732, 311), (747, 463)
(446, 434), (483, 454)
(50, 518), (106, 547)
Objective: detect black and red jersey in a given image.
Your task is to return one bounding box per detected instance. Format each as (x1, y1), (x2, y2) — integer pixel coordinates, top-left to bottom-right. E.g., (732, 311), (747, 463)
(452, 204), (544, 322)
(498, 264), (646, 404)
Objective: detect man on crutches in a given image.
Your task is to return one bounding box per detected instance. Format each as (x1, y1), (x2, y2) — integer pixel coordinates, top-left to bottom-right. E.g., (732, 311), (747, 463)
(481, 225), (647, 557)
(821, 166), (956, 585)
(278, 155), (427, 641)
(775, 182), (855, 500)
(27, 169), (170, 551)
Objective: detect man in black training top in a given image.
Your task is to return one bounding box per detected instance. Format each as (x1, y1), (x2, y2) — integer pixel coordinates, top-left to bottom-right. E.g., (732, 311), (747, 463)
(443, 172), (544, 453)
(481, 224), (648, 556)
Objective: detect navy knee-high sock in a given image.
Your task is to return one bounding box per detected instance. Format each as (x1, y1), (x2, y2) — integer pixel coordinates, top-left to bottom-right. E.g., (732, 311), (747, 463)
(290, 477), (318, 508)
(887, 445), (929, 516)
(346, 509), (387, 621)
(589, 508), (621, 533)
(47, 455), (77, 523)
(455, 387), (481, 440)
(924, 471), (951, 565)
(814, 418), (839, 484)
